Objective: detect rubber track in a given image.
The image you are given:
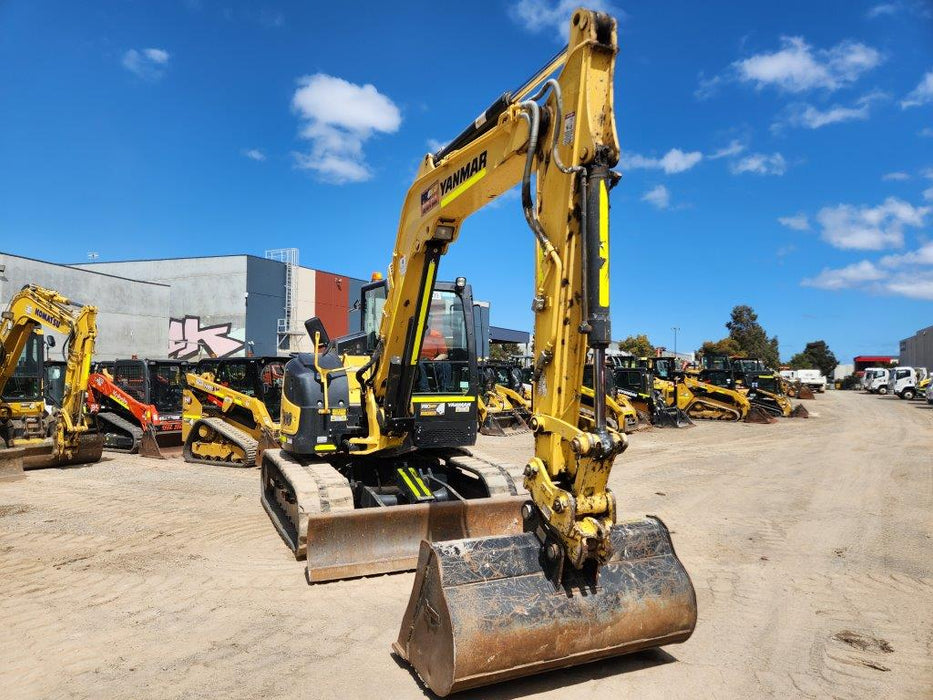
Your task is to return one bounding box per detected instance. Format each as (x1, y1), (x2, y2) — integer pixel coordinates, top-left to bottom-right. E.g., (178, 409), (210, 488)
(687, 396), (743, 421)
(96, 412), (142, 454)
(447, 455), (528, 497)
(261, 449), (354, 558)
(183, 417), (258, 468)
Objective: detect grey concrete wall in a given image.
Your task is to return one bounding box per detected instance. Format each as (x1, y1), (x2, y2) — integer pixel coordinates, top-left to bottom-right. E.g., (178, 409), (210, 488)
(899, 325), (933, 371)
(76, 256), (254, 360)
(1, 252), (170, 360)
(245, 257), (286, 357)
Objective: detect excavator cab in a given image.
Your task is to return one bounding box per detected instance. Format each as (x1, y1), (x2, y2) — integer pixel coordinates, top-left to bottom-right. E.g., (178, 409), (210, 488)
(44, 360), (67, 409)
(1, 331), (46, 443)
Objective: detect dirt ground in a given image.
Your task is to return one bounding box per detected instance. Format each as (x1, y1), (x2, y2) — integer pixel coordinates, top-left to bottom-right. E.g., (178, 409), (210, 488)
(1, 391), (930, 699)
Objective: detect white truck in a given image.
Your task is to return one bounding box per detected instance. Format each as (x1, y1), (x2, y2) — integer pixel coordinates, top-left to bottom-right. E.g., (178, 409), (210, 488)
(888, 367), (929, 400)
(862, 367), (891, 394)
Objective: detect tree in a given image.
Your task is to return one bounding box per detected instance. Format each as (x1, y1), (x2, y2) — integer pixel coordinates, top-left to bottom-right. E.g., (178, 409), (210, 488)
(698, 337), (742, 358)
(489, 342), (521, 361)
(789, 340), (838, 377)
(617, 334), (654, 357)
(725, 305), (780, 368)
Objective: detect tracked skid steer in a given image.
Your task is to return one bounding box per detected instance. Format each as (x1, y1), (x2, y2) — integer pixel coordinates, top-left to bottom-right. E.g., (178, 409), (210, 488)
(262, 9), (696, 695)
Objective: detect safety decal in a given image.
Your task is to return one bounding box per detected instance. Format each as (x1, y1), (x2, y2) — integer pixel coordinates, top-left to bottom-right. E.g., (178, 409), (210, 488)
(420, 182), (440, 216)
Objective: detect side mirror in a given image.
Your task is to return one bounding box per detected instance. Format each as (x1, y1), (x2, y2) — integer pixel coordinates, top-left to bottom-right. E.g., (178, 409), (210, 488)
(304, 317), (330, 348)
(46, 336), (56, 348)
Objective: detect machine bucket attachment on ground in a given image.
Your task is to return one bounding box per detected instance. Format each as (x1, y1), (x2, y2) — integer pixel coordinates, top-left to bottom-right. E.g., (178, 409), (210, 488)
(654, 406), (695, 429)
(139, 427), (177, 460)
(394, 516), (697, 696)
(790, 404), (810, 418)
(480, 412), (528, 437)
(304, 497), (526, 582)
(0, 446), (26, 481)
(797, 385), (816, 400)
(21, 434), (104, 469)
(745, 406), (777, 424)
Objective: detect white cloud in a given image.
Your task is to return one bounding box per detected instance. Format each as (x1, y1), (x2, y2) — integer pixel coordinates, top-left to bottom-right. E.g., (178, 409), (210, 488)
(880, 240), (933, 267)
(290, 73), (401, 184)
(882, 171), (910, 181)
(901, 70), (933, 109)
(426, 138), (447, 152)
(866, 3), (899, 17)
(122, 48), (170, 80)
(730, 152), (787, 176)
(816, 197), (930, 250)
(802, 260), (887, 290)
(242, 149), (266, 162)
(621, 148), (703, 174)
(884, 271), (933, 300)
(920, 127), (933, 137)
(509, 0), (619, 38)
(778, 213), (810, 230)
(733, 37), (882, 93)
(708, 139), (746, 159)
(641, 185), (670, 209)
(925, 186), (933, 201)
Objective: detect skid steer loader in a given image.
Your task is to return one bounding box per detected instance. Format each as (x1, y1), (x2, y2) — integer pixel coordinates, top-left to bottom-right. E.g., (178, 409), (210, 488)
(261, 10), (696, 695)
(182, 356), (285, 466)
(477, 360), (532, 436)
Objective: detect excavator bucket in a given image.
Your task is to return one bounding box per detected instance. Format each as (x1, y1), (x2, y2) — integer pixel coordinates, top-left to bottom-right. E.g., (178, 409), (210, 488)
(394, 516), (697, 696)
(0, 446), (26, 481)
(303, 497), (527, 582)
(745, 405), (777, 424)
(790, 403), (810, 418)
(480, 412), (528, 437)
(21, 434), (104, 469)
(797, 385), (816, 400)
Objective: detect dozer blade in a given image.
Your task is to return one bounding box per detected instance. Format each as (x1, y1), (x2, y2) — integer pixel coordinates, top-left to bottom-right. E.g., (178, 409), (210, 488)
(394, 516), (697, 696)
(22, 434), (104, 470)
(790, 403), (809, 418)
(305, 497), (526, 582)
(745, 405), (777, 424)
(0, 446), (26, 481)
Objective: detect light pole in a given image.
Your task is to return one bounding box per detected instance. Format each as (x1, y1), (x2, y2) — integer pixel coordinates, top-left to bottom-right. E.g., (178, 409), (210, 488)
(672, 327), (680, 356)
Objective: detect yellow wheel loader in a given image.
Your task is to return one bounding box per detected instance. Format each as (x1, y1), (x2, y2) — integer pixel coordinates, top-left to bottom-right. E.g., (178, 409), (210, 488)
(1, 285), (103, 477)
(182, 356), (286, 467)
(261, 10), (695, 695)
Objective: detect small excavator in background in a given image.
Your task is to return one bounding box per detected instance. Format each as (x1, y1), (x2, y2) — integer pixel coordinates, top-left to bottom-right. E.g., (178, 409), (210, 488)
(181, 356), (285, 467)
(86, 359), (186, 458)
(0, 284), (103, 476)
(261, 10), (695, 695)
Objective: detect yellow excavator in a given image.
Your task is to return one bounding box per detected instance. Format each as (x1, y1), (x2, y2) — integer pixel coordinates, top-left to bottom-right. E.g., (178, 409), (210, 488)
(261, 9), (695, 695)
(182, 356), (285, 467)
(0, 284), (103, 477)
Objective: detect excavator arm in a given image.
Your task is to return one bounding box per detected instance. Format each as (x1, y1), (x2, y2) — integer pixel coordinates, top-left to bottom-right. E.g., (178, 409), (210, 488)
(365, 9), (624, 574)
(0, 284), (101, 466)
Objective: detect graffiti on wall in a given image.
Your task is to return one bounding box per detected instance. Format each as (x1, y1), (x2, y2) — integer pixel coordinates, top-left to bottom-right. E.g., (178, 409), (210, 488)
(168, 315), (245, 360)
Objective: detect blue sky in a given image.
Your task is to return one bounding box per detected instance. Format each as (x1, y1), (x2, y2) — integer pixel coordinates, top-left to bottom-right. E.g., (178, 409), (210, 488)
(1, 1), (931, 362)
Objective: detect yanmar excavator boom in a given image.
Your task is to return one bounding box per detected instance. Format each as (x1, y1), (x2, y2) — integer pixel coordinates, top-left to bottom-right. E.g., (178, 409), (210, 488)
(261, 8), (696, 695)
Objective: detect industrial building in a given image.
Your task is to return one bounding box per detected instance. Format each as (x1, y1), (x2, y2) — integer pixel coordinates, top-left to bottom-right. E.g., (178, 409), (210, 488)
(899, 325), (933, 370)
(76, 250), (366, 358)
(0, 251), (170, 359)
(3, 248), (528, 361)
